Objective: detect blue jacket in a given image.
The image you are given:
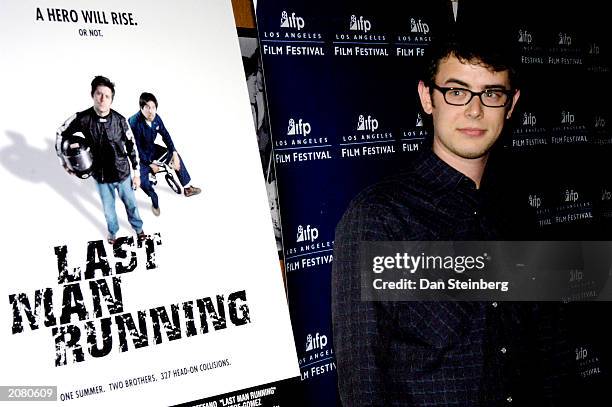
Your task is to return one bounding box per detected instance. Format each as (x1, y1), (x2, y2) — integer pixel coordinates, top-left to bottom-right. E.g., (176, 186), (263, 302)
(128, 112), (176, 166)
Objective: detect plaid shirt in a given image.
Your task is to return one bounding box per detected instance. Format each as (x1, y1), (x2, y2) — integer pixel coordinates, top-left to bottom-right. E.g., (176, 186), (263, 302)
(332, 151), (570, 406)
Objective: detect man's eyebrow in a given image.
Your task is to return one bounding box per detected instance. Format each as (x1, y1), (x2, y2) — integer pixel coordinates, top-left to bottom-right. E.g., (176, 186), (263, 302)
(442, 78), (508, 89)
(443, 78), (470, 87)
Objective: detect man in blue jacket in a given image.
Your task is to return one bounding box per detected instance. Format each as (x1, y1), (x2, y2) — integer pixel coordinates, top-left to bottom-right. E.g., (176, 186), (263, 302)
(128, 92), (201, 216)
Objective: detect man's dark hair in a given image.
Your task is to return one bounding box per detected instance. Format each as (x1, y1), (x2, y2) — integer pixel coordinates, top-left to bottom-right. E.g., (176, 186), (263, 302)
(139, 92), (158, 109)
(90, 76), (115, 98)
(424, 27), (520, 89)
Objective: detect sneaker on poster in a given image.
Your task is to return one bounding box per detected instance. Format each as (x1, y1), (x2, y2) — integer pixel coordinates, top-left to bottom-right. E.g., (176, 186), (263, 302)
(184, 186), (201, 197)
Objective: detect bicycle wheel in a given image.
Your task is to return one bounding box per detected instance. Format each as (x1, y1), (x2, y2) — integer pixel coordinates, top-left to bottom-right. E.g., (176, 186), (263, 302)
(165, 173), (182, 194)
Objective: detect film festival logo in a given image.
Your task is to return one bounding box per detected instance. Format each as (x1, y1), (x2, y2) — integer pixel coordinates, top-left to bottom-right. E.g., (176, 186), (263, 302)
(592, 115), (608, 145)
(558, 32), (572, 46)
(598, 188), (612, 219)
(529, 194), (542, 209)
(523, 112), (537, 127)
(280, 10), (304, 31)
(561, 111), (575, 125)
(518, 29), (533, 44)
(296, 225), (319, 243)
(552, 110), (588, 144)
(287, 118), (311, 136)
(555, 187), (593, 225)
(511, 110), (547, 148)
(565, 188), (579, 203)
(349, 15), (371, 33)
(575, 345), (602, 378)
(357, 114), (379, 132)
(410, 18), (430, 34)
(305, 332), (328, 352)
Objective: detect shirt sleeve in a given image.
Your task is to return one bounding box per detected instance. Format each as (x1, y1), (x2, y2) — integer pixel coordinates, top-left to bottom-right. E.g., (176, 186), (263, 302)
(123, 118), (140, 173)
(129, 116), (149, 166)
(332, 198), (393, 406)
(156, 115), (176, 154)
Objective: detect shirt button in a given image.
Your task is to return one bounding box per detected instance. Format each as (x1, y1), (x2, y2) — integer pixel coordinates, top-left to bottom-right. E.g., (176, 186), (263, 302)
(500, 347), (507, 354)
(506, 396), (513, 403)
(492, 302), (498, 308)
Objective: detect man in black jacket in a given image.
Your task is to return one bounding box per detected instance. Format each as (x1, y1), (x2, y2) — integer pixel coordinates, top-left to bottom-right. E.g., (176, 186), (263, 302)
(56, 75), (145, 244)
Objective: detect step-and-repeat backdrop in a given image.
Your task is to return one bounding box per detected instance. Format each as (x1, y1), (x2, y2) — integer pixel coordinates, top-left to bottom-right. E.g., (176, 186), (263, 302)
(257, 0), (610, 405)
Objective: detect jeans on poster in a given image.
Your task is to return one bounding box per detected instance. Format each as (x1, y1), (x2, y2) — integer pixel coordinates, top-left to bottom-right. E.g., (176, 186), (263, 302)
(96, 176), (143, 237)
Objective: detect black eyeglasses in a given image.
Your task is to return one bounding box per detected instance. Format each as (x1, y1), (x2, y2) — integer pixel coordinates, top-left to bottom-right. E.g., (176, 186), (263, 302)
(431, 84), (515, 108)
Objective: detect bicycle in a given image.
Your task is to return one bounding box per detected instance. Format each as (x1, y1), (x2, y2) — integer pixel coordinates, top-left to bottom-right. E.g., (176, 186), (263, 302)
(148, 149), (182, 194)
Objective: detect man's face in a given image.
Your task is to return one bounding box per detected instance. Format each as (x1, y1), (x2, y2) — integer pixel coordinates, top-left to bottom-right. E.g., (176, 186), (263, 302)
(418, 55), (520, 161)
(92, 85), (113, 116)
(141, 101), (157, 122)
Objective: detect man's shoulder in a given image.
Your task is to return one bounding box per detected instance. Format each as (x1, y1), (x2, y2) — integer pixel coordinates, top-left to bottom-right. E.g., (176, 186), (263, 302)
(75, 106), (95, 118)
(109, 109), (127, 120)
(346, 169), (429, 214)
(348, 174), (411, 210)
(336, 169), (429, 240)
(153, 114), (165, 127)
(128, 112), (141, 126)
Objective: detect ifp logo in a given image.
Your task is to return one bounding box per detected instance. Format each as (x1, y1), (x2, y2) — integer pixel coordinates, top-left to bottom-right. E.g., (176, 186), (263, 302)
(410, 18), (429, 34)
(305, 332), (328, 352)
(297, 225), (318, 243)
(349, 15), (371, 32)
(280, 11), (305, 31)
(287, 118), (311, 136)
(357, 114), (379, 131)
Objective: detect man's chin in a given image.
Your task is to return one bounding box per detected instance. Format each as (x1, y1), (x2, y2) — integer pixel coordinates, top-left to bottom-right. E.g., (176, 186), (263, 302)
(452, 146), (492, 160)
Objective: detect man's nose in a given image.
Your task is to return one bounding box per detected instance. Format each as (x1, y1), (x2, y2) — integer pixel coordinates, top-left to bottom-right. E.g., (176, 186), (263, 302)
(465, 95), (484, 119)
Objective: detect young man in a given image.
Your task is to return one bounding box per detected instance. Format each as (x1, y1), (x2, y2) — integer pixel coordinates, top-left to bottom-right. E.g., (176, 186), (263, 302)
(332, 32), (568, 405)
(128, 92), (201, 216)
(56, 76), (145, 244)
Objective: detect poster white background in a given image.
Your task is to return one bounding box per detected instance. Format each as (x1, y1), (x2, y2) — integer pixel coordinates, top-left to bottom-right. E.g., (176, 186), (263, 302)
(0, 0), (298, 405)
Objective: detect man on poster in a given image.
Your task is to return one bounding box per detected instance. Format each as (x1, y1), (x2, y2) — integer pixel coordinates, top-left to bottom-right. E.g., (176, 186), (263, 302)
(56, 75), (145, 244)
(332, 30), (569, 406)
(128, 92), (201, 216)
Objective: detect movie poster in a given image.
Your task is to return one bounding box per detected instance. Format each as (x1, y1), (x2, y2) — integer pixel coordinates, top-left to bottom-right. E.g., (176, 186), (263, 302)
(0, 0), (299, 405)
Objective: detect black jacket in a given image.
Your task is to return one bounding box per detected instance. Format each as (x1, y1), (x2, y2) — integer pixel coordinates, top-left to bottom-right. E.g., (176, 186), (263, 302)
(56, 107), (140, 183)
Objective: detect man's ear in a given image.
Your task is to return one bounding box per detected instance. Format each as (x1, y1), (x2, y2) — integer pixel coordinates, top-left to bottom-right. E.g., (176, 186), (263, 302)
(418, 80), (433, 114)
(506, 89), (521, 119)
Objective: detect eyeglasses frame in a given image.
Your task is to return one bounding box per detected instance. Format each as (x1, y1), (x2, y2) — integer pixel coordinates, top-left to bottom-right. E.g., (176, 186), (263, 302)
(430, 84), (516, 108)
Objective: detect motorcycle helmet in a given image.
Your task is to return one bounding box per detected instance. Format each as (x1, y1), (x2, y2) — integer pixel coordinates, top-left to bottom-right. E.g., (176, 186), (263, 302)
(61, 133), (94, 179)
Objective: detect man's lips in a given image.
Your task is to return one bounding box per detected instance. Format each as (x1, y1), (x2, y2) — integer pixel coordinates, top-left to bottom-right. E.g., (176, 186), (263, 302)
(457, 128), (486, 137)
